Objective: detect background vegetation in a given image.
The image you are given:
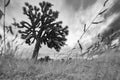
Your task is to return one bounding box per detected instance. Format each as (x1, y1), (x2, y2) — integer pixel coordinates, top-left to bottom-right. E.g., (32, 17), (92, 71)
(0, 0), (120, 80)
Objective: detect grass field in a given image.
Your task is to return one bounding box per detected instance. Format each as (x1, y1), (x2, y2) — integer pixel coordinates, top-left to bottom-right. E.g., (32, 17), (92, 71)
(0, 49), (120, 80)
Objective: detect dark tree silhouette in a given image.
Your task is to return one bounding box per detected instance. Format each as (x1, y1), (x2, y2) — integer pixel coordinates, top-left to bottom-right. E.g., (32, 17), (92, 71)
(44, 56), (51, 62)
(16, 1), (69, 61)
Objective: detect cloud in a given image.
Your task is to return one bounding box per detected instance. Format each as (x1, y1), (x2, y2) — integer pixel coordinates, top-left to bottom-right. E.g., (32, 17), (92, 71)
(64, 0), (118, 50)
(64, 0), (97, 12)
(82, 0), (97, 10)
(102, 14), (120, 38)
(101, 0), (120, 38)
(104, 0), (120, 18)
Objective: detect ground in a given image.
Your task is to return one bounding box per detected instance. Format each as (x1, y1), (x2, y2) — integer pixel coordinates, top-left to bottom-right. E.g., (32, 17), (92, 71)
(0, 49), (120, 80)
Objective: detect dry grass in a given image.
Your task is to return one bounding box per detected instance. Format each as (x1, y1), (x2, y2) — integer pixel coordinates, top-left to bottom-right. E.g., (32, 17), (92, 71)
(0, 49), (120, 80)
(0, 40), (119, 80)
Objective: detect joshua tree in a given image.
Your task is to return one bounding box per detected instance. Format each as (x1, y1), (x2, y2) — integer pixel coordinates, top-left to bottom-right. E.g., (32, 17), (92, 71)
(17, 1), (69, 61)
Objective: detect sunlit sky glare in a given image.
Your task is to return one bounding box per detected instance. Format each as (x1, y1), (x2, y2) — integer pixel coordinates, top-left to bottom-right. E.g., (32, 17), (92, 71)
(0, 0), (119, 58)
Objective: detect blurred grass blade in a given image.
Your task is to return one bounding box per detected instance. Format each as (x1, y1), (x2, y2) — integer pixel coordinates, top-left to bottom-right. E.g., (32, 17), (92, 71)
(104, 0), (109, 6)
(5, 0), (11, 7)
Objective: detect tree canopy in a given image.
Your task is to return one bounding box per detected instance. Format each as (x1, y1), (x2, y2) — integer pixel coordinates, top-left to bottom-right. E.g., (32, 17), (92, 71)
(16, 1), (69, 60)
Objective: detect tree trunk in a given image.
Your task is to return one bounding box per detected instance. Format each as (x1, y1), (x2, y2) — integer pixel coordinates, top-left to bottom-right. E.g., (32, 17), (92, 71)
(32, 39), (41, 61)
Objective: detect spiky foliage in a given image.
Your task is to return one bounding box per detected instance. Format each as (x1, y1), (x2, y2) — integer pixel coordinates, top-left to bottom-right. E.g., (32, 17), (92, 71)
(17, 1), (69, 60)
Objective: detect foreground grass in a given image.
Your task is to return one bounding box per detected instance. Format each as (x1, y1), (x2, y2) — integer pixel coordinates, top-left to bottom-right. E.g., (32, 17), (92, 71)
(0, 50), (120, 80)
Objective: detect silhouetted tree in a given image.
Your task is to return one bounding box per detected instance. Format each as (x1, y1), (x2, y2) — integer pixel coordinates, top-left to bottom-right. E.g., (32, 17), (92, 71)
(16, 1), (69, 61)
(39, 57), (44, 62)
(44, 56), (51, 62)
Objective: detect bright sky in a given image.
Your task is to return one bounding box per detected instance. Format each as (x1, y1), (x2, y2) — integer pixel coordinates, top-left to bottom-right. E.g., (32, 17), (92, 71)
(0, 0), (119, 58)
